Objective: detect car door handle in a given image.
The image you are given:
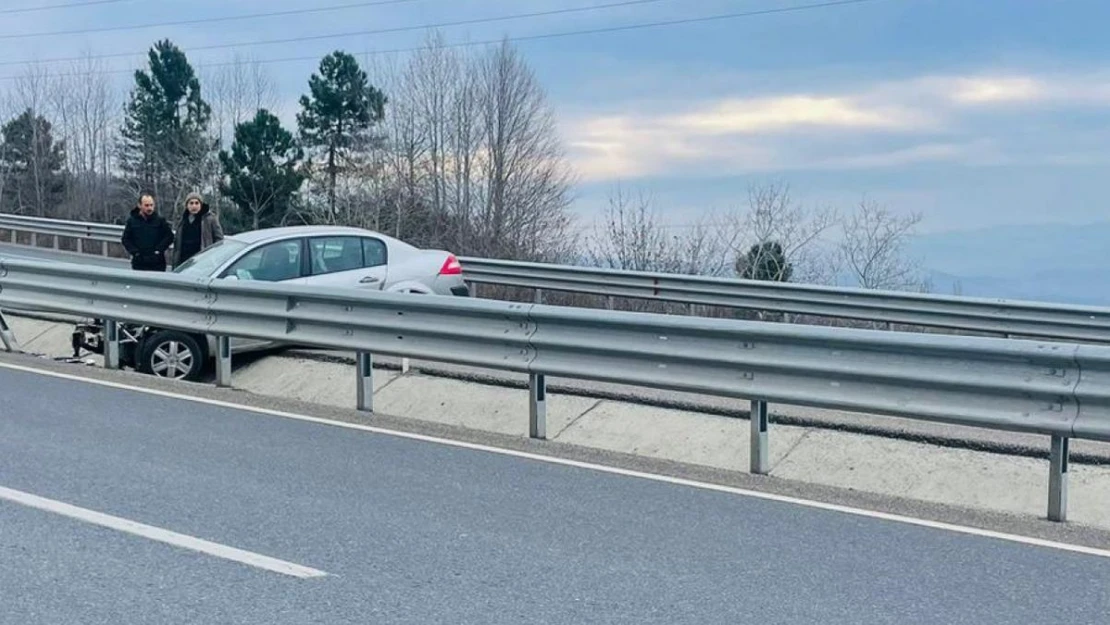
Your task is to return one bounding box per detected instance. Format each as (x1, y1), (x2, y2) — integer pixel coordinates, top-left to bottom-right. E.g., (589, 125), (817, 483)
(359, 275), (380, 284)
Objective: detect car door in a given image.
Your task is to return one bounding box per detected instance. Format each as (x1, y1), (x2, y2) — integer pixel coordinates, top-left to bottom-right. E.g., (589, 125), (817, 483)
(220, 238), (307, 285)
(304, 235), (388, 290)
(217, 238), (307, 351)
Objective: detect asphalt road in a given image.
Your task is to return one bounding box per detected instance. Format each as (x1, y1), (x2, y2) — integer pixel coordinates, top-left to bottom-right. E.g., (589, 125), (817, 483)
(0, 367), (1108, 624)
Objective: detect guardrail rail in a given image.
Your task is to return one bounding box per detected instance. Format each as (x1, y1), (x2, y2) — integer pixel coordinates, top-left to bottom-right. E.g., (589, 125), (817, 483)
(1, 255), (1107, 524)
(0, 213), (123, 255)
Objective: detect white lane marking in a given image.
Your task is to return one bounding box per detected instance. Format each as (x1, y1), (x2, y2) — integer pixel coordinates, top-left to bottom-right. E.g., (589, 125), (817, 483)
(0, 485), (327, 579)
(2, 359), (1110, 560)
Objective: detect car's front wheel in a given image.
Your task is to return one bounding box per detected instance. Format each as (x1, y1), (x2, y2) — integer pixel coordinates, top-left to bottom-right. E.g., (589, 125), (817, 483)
(137, 330), (205, 382)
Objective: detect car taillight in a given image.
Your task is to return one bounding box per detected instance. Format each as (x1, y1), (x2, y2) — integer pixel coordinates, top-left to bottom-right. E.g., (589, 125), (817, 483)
(439, 254), (462, 275)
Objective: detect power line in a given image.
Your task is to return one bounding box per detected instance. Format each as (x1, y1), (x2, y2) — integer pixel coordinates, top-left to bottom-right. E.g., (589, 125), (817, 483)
(1, 0), (131, 15)
(0, 0), (888, 82)
(0, 0), (420, 40)
(0, 0), (672, 67)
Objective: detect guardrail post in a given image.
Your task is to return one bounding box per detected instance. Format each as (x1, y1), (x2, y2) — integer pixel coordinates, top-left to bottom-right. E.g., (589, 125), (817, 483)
(76, 239), (83, 254)
(103, 320), (120, 369)
(1048, 435), (1069, 522)
(0, 311), (19, 352)
(529, 373), (547, 439)
(750, 400), (769, 474)
(215, 336), (232, 387)
(535, 288), (544, 304)
(356, 352), (374, 412)
(29, 232), (37, 247)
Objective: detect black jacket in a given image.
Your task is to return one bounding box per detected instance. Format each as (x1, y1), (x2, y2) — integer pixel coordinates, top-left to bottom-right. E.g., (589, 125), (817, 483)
(121, 207), (174, 271)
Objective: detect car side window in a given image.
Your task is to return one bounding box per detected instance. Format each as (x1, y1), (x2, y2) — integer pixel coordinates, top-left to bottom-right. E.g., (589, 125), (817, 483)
(224, 240), (302, 281)
(362, 237), (387, 268)
(309, 236), (364, 276)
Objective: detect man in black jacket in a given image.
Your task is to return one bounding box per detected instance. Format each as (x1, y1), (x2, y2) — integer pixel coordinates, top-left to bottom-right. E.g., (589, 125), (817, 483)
(121, 193), (175, 272)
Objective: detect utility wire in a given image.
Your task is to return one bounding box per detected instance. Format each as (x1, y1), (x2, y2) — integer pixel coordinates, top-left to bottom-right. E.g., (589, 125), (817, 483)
(0, 0), (671, 67)
(0, 0), (420, 39)
(0, 0), (888, 81)
(1, 0), (131, 15)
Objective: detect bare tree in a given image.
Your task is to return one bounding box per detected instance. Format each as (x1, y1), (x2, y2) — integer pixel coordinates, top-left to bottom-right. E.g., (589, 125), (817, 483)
(446, 50), (481, 252)
(2, 63), (64, 217)
(50, 52), (120, 221)
(837, 196), (926, 290)
(203, 53), (280, 218)
(351, 36), (576, 258)
(206, 53), (279, 146)
(471, 39), (577, 261)
(586, 185), (675, 272)
(380, 50), (430, 241)
(586, 184), (725, 275)
(410, 31), (457, 234)
(716, 180), (838, 284)
(0, 80), (13, 213)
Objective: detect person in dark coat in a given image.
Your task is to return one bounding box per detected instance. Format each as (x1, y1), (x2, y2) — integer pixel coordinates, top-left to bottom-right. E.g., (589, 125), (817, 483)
(120, 193), (174, 272)
(172, 192), (224, 268)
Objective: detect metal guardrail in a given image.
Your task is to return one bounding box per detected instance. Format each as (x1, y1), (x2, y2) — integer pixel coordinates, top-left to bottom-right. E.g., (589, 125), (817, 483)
(3, 212), (1110, 345)
(0, 214), (122, 255)
(0, 255), (1107, 524)
(459, 257), (1110, 344)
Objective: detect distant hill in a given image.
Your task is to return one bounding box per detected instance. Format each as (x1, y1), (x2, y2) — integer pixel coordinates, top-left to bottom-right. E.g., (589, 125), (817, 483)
(909, 221), (1110, 306)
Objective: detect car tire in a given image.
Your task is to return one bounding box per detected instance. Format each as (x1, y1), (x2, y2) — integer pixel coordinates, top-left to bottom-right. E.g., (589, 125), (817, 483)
(137, 330), (205, 382)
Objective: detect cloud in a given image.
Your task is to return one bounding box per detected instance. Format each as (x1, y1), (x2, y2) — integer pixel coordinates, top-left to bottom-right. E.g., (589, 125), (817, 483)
(562, 67), (1110, 182)
(563, 91), (935, 180)
(881, 70), (1110, 108)
(946, 76), (1046, 105)
(671, 95), (926, 134)
(808, 140), (1006, 170)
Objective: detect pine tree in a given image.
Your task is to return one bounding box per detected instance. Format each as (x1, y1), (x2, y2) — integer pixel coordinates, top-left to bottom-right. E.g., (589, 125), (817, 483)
(296, 50), (386, 218)
(218, 109), (305, 231)
(0, 109), (66, 216)
(119, 39), (212, 212)
(736, 241), (793, 282)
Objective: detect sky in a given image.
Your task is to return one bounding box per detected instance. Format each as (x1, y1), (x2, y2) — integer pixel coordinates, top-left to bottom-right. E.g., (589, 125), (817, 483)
(0, 0), (1107, 242)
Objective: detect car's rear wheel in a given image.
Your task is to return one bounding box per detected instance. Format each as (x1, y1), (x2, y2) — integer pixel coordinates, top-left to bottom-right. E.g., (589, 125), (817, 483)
(137, 330), (204, 382)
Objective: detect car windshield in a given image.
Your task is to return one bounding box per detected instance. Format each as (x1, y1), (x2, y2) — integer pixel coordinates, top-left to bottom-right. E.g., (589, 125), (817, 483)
(172, 239), (250, 277)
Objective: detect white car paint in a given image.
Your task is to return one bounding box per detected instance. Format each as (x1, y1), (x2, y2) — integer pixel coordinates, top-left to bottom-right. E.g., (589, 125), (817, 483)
(168, 225), (470, 357)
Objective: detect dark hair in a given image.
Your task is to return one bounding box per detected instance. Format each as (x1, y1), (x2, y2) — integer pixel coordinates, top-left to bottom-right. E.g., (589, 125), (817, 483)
(138, 191), (155, 203)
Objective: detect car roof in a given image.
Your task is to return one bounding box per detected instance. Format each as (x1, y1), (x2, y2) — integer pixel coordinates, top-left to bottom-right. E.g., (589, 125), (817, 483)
(226, 225), (412, 247)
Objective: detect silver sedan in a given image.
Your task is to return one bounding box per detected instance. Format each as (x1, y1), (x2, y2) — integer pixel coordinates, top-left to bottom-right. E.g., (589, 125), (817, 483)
(173, 225), (469, 296)
(73, 225), (470, 381)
